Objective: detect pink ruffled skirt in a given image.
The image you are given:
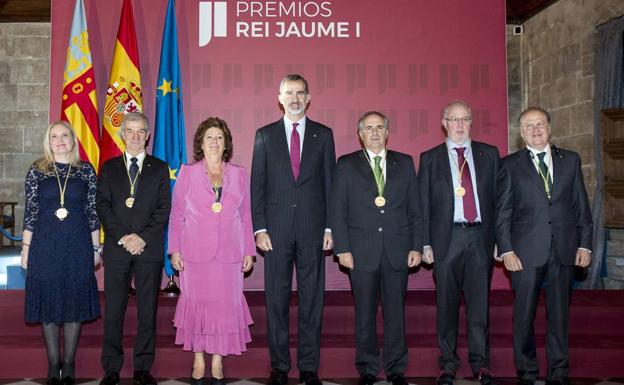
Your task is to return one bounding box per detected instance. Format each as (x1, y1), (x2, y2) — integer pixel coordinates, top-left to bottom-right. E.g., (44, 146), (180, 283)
(173, 258), (253, 355)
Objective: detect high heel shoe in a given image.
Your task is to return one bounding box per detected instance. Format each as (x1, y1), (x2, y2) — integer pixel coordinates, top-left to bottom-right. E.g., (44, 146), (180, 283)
(212, 377), (227, 385)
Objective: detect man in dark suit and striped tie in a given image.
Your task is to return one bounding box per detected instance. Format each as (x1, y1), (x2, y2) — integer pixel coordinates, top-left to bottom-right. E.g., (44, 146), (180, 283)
(251, 74), (336, 385)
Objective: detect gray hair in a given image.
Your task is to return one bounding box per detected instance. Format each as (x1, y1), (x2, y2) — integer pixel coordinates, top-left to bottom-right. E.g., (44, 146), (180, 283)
(357, 111), (389, 132)
(518, 106), (551, 126)
(118, 111), (150, 138)
(442, 99), (472, 119)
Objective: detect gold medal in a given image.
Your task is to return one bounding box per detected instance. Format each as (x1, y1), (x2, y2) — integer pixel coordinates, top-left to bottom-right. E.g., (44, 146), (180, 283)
(455, 186), (466, 197)
(374, 196), (386, 207)
(211, 202), (222, 213)
(125, 197), (135, 208)
(55, 207), (69, 220)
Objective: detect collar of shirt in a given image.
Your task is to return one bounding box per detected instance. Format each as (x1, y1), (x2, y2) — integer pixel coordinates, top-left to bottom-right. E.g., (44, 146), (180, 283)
(284, 115), (306, 152)
(526, 143), (553, 179)
(125, 151), (146, 172)
(526, 143), (551, 160)
(445, 138), (472, 156)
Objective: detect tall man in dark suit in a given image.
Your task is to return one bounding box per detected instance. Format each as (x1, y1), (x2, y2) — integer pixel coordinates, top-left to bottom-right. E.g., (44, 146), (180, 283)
(419, 100), (502, 385)
(96, 112), (171, 385)
(497, 107), (592, 385)
(251, 74), (336, 385)
(330, 111), (421, 385)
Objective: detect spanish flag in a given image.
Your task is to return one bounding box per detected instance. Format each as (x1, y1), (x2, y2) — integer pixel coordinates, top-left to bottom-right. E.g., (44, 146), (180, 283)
(61, 0), (100, 171)
(100, 0), (142, 168)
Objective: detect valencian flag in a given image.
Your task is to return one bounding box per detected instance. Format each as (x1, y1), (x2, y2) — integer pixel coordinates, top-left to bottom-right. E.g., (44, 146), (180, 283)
(153, 0), (188, 278)
(100, 0), (142, 169)
(61, 0), (100, 171)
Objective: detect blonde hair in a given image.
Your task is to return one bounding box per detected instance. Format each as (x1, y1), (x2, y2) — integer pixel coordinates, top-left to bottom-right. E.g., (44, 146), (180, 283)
(34, 121), (82, 173)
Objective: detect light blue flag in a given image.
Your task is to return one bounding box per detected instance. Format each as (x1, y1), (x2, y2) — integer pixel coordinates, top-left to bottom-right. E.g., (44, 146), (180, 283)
(152, 0), (187, 278)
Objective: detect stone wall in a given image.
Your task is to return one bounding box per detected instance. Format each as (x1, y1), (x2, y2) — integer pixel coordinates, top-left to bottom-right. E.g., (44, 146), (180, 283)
(0, 23), (50, 244)
(506, 0), (624, 201)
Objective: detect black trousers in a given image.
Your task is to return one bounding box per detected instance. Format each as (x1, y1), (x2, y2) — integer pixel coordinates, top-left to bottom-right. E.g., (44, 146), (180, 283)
(433, 226), (493, 374)
(101, 254), (163, 373)
(349, 253), (408, 377)
(263, 239), (325, 373)
(510, 246), (574, 381)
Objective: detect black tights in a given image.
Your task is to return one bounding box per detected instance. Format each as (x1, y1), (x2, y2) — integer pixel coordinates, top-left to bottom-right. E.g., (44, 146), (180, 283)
(41, 322), (82, 379)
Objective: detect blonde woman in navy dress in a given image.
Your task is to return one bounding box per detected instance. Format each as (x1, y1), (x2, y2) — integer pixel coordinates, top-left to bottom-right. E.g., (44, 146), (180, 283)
(21, 121), (101, 385)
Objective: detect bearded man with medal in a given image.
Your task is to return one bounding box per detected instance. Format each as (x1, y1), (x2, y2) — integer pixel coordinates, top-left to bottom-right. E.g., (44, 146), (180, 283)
(167, 117), (255, 384)
(96, 112), (171, 385)
(22, 121), (101, 384)
(330, 111), (422, 385)
(418, 100), (504, 385)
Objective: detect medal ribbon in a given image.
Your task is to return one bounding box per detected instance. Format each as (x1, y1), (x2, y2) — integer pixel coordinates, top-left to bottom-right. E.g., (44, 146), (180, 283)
(373, 155), (385, 197)
(53, 163), (71, 208)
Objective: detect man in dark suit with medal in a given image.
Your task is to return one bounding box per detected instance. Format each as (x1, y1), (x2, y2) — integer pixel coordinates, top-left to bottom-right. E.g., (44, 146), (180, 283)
(330, 111), (422, 385)
(96, 112), (171, 385)
(497, 107), (592, 385)
(418, 100), (502, 385)
(251, 74), (336, 385)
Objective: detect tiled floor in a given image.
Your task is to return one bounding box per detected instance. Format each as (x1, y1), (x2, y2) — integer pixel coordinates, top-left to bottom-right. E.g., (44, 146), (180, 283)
(1, 378), (623, 385)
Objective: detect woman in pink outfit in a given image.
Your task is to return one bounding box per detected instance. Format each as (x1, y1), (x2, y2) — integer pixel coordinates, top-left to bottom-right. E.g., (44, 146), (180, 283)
(168, 117), (256, 385)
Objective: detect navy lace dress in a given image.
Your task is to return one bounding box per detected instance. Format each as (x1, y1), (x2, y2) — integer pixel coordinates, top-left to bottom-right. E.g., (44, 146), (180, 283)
(24, 161), (101, 324)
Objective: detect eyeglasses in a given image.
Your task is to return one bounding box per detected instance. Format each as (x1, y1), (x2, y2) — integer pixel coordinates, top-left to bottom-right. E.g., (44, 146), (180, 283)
(445, 117), (472, 125)
(522, 121), (548, 130)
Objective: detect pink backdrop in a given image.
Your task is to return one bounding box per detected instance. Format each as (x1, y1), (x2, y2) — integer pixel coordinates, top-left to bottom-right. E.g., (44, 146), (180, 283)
(49, 0), (510, 290)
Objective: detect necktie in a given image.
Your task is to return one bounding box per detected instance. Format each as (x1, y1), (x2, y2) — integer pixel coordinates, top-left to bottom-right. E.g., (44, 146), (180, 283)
(455, 147), (477, 222)
(373, 155), (385, 196)
(129, 157), (139, 186)
(537, 152), (553, 197)
(290, 123), (301, 181)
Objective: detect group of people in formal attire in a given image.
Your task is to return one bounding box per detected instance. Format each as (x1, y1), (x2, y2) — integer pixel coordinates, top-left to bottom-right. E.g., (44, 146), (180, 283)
(21, 73), (592, 385)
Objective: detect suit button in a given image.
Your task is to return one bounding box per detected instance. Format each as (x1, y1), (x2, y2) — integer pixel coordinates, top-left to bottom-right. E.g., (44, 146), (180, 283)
(378, 228), (383, 232)
(548, 221), (551, 224)
(292, 204), (297, 208)
(380, 210), (385, 214)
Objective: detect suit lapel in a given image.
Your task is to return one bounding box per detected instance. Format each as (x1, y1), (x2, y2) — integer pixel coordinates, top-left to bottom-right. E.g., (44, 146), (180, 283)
(135, 155), (155, 200)
(517, 148), (549, 197)
(271, 120), (295, 183)
(435, 144), (454, 194)
(550, 145), (564, 200)
(357, 151), (377, 197)
(384, 151), (398, 201)
(471, 142), (486, 202)
(299, 120), (318, 182)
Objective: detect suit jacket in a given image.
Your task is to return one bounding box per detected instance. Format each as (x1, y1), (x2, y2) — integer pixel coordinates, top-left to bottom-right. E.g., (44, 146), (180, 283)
(330, 150), (422, 272)
(497, 145), (593, 266)
(168, 161), (256, 264)
(96, 154), (171, 261)
(251, 117), (336, 246)
(418, 140), (502, 261)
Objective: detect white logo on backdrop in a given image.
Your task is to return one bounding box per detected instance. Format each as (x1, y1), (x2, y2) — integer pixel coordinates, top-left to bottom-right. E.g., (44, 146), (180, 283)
(199, 1), (361, 47)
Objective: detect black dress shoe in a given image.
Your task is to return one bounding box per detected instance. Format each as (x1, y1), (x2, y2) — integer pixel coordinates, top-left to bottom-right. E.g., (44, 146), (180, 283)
(435, 371), (455, 385)
(546, 378), (571, 385)
(134, 370), (158, 385)
(299, 371), (322, 385)
(517, 380), (535, 385)
(387, 373), (407, 385)
(100, 372), (120, 385)
(61, 376), (76, 385)
(474, 369), (497, 385)
(190, 377), (209, 385)
(358, 373), (377, 385)
(268, 369), (288, 385)
(46, 378), (63, 385)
